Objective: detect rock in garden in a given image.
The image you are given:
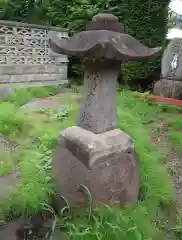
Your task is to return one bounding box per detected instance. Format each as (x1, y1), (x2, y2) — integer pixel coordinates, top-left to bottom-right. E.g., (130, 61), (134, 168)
(154, 4), (182, 100)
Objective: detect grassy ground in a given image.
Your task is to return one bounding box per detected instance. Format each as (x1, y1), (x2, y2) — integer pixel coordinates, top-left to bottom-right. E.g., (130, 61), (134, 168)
(0, 86), (181, 239)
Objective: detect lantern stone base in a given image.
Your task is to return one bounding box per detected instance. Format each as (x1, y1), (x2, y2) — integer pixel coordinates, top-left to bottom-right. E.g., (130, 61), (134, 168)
(52, 127), (139, 209)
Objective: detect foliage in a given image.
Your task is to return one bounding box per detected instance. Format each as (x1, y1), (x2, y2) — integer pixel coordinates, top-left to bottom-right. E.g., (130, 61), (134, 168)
(1, 0), (35, 22)
(39, 107), (69, 120)
(0, 102), (28, 134)
(1, 86), (60, 106)
(121, 0), (169, 83)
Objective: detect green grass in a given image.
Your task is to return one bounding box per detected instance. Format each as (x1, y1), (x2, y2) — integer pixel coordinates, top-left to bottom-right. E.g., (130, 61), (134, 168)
(0, 87), (181, 239)
(1, 85), (60, 106)
(0, 102), (28, 135)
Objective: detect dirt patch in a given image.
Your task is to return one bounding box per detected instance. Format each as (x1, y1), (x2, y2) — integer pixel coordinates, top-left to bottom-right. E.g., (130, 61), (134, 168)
(150, 121), (182, 215)
(148, 121), (182, 239)
(0, 133), (17, 154)
(0, 216), (68, 240)
(0, 217), (26, 240)
(21, 99), (64, 111)
(151, 126), (181, 201)
(0, 172), (20, 201)
(0, 134), (20, 202)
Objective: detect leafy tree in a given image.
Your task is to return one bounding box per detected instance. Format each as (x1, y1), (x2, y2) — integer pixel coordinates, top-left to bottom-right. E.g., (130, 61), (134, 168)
(120, 0), (170, 84)
(2, 0), (34, 22)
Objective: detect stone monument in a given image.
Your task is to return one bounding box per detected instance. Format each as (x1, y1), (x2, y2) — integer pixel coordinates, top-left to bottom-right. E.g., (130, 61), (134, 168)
(153, 0), (182, 99)
(50, 13), (162, 208)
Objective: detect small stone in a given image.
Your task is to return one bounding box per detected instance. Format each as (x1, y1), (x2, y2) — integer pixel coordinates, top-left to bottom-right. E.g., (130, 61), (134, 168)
(0, 88), (15, 99)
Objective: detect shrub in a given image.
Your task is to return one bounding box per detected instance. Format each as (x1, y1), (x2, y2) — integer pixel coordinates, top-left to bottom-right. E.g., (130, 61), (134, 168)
(121, 0), (169, 84)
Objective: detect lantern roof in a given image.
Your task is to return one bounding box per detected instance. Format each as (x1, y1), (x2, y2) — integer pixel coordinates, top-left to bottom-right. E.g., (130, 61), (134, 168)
(49, 13), (162, 61)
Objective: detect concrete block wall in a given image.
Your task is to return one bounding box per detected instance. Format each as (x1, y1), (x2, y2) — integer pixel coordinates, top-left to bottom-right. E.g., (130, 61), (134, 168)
(0, 20), (69, 88)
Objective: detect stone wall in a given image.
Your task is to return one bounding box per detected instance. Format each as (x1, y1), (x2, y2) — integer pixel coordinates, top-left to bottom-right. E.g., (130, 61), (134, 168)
(0, 20), (69, 88)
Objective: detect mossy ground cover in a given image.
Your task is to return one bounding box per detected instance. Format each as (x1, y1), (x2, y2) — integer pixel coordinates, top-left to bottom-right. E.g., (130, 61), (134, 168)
(0, 86), (181, 239)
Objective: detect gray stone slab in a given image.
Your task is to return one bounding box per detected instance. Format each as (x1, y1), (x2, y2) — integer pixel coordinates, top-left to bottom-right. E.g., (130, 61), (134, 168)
(21, 99), (63, 111)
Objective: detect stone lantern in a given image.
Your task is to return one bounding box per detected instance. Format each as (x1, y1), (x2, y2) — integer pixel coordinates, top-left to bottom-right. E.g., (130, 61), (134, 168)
(153, 0), (182, 99)
(50, 13), (162, 208)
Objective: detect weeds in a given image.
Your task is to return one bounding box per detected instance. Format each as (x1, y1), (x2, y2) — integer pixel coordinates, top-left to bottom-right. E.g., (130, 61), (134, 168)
(0, 102), (28, 135)
(39, 107), (69, 120)
(1, 86), (60, 106)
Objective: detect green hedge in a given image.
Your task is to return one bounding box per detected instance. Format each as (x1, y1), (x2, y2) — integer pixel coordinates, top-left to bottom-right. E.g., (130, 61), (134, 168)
(121, 0), (169, 83)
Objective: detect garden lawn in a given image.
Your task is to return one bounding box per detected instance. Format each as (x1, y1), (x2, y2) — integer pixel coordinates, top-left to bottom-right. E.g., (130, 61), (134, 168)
(0, 87), (181, 239)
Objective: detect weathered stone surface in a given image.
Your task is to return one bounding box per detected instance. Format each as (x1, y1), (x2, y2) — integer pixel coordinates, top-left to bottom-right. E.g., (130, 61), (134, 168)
(0, 73), (68, 88)
(153, 38), (182, 99)
(62, 127), (133, 169)
(154, 79), (182, 99)
(0, 64), (67, 75)
(161, 39), (182, 80)
(53, 131), (139, 208)
(50, 13), (162, 60)
(50, 13), (163, 210)
(77, 60), (119, 134)
(50, 30), (162, 60)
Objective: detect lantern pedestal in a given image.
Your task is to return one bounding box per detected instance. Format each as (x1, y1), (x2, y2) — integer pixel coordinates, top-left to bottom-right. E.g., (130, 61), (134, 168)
(61, 127), (135, 169)
(53, 127), (139, 208)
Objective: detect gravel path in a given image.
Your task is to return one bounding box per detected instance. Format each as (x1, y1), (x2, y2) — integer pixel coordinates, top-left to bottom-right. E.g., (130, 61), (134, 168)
(150, 120), (182, 239)
(151, 122), (182, 215)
